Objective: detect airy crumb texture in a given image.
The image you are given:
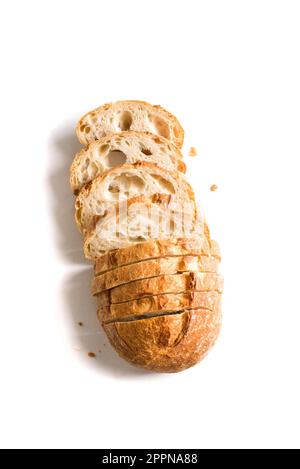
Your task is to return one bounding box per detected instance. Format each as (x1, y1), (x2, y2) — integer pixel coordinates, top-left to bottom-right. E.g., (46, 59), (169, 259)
(210, 184), (218, 192)
(75, 162), (195, 234)
(70, 131), (185, 194)
(76, 100), (185, 148)
(189, 146), (197, 157)
(88, 352), (96, 358)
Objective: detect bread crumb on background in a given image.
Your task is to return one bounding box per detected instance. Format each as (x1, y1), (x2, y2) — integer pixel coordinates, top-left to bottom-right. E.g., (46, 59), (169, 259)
(88, 352), (96, 358)
(78, 322), (84, 326)
(189, 146), (197, 157)
(210, 184), (218, 192)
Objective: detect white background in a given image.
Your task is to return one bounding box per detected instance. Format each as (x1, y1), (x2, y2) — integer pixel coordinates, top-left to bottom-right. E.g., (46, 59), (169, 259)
(0, 0), (299, 450)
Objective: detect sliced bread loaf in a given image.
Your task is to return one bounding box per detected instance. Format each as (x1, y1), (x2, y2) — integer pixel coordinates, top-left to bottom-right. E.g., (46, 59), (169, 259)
(91, 255), (219, 293)
(103, 306), (222, 372)
(76, 100), (184, 148)
(70, 131), (186, 194)
(96, 272), (224, 305)
(75, 162), (195, 233)
(93, 237), (220, 274)
(99, 291), (221, 322)
(84, 194), (202, 258)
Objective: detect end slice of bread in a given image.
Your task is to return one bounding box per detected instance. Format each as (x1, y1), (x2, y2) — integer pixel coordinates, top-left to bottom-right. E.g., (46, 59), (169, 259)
(76, 100), (184, 148)
(70, 131), (186, 194)
(103, 306), (222, 372)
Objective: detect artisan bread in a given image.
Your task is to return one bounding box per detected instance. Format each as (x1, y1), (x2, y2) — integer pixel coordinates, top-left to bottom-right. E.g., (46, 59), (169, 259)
(76, 100), (184, 148)
(75, 163), (195, 233)
(84, 194), (201, 258)
(70, 131), (186, 194)
(99, 291), (221, 322)
(96, 272), (224, 305)
(92, 255), (219, 293)
(69, 99), (223, 373)
(93, 237), (220, 274)
(103, 306), (222, 373)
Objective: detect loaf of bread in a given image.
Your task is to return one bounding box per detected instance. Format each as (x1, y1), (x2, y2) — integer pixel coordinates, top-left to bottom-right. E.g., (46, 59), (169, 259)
(93, 237), (220, 274)
(96, 272), (224, 306)
(99, 290), (221, 322)
(70, 100), (223, 373)
(92, 255), (219, 293)
(76, 100), (184, 148)
(70, 131), (186, 194)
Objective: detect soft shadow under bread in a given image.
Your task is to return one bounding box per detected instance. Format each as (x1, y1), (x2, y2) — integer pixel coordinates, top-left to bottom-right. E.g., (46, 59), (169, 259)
(48, 121), (152, 377)
(64, 267), (150, 377)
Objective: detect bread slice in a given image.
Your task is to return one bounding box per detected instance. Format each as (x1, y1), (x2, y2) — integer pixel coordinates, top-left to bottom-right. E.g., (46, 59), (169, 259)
(103, 306), (222, 372)
(91, 255), (219, 293)
(75, 162), (195, 234)
(96, 272), (224, 305)
(93, 237), (220, 274)
(70, 131), (186, 195)
(84, 194), (201, 258)
(76, 100), (184, 148)
(99, 291), (221, 322)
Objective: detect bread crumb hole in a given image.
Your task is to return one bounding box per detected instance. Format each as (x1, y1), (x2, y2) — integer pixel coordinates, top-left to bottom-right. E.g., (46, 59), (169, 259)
(80, 124), (86, 132)
(151, 174), (175, 194)
(210, 184), (218, 192)
(141, 147), (152, 156)
(130, 236), (147, 242)
(108, 184), (120, 194)
(150, 116), (170, 139)
(173, 126), (180, 138)
(189, 147), (197, 157)
(111, 175), (146, 195)
(85, 126), (91, 133)
(104, 150), (127, 168)
(119, 111), (133, 131)
(99, 144), (110, 155)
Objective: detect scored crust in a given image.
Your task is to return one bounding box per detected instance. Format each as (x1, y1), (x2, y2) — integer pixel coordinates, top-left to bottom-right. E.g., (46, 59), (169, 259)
(95, 272), (224, 305)
(91, 255), (219, 293)
(93, 237), (220, 274)
(103, 306), (222, 373)
(70, 131), (186, 195)
(98, 291), (221, 322)
(76, 100), (184, 148)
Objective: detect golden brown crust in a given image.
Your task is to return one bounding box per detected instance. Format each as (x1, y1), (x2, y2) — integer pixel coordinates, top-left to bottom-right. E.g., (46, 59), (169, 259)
(93, 237), (220, 275)
(76, 100), (184, 148)
(98, 291), (221, 322)
(92, 255), (219, 293)
(96, 272), (224, 305)
(103, 306), (222, 372)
